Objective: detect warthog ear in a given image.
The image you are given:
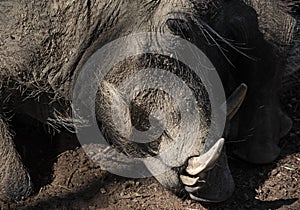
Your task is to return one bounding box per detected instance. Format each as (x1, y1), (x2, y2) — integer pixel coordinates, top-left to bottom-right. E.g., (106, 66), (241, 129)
(244, 0), (296, 51)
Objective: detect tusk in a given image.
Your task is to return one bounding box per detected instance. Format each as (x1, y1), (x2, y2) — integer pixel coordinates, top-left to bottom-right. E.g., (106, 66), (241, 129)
(185, 186), (202, 193)
(226, 83), (248, 120)
(186, 138), (225, 176)
(180, 175), (199, 186)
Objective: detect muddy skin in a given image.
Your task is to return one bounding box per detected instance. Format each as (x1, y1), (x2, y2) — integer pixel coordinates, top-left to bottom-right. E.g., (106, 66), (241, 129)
(0, 0), (296, 204)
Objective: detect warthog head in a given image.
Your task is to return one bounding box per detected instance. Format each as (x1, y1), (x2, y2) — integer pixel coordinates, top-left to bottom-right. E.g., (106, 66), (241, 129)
(71, 0), (269, 202)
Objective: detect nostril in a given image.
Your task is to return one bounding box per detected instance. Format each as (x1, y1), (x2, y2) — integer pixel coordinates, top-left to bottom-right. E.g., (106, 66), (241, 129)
(166, 18), (190, 35)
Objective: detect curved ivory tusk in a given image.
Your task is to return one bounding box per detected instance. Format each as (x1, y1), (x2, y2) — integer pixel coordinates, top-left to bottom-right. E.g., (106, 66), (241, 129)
(185, 186), (202, 193)
(180, 175), (199, 186)
(186, 138), (225, 176)
(227, 83), (248, 120)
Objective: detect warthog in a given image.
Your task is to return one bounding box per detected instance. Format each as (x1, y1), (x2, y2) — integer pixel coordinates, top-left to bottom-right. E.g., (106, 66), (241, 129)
(0, 0), (296, 204)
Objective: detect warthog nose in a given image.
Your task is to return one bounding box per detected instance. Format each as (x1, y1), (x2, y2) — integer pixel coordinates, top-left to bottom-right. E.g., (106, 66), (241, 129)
(166, 18), (190, 36)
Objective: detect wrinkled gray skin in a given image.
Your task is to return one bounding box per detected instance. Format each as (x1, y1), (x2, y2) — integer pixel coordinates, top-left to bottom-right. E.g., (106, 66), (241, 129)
(0, 0), (296, 204)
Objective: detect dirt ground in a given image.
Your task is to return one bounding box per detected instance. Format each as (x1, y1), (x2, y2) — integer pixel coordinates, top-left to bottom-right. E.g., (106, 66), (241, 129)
(8, 126), (300, 210)
(3, 4), (300, 210)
